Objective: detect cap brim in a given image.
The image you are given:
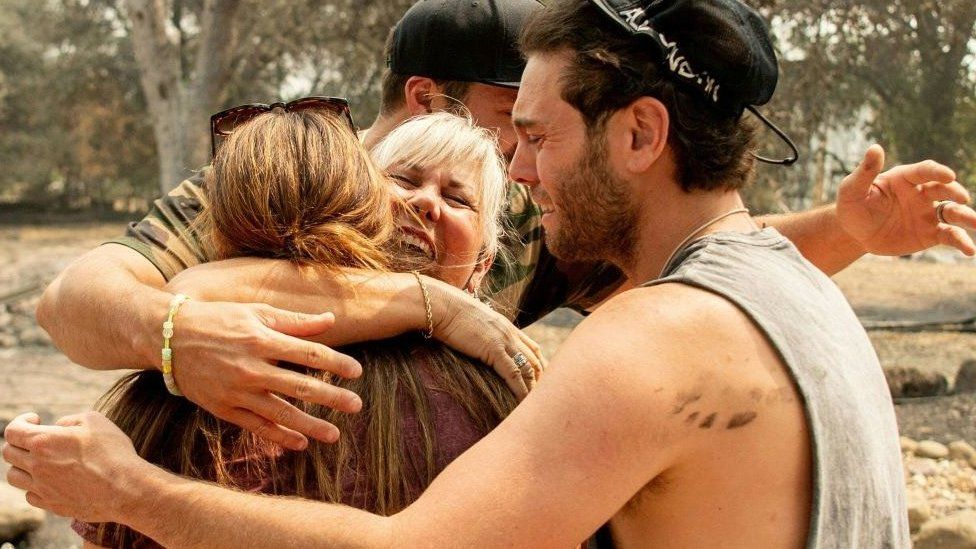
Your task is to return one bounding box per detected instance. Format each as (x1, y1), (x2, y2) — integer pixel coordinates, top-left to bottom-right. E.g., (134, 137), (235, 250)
(482, 80), (521, 89)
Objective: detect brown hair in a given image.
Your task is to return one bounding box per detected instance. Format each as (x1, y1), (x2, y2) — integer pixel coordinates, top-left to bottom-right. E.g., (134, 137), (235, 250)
(94, 109), (516, 547)
(520, 0), (758, 192)
(379, 28), (473, 115)
(199, 109), (393, 270)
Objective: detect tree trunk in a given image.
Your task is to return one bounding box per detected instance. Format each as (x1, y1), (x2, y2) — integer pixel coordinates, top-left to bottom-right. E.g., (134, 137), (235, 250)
(124, 0), (242, 195)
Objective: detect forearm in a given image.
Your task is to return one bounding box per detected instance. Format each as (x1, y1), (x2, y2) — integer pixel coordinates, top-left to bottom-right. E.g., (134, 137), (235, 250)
(759, 205), (866, 276)
(37, 246), (169, 370)
(123, 465), (392, 549)
(168, 259), (447, 345)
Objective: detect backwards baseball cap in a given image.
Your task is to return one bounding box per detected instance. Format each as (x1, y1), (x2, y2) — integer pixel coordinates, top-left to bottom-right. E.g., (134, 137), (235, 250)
(590, 0), (798, 165)
(387, 0), (543, 88)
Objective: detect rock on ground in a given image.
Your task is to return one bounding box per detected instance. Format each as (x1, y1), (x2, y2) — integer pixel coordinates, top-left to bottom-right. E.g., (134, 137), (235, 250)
(916, 440), (951, 460)
(907, 492), (932, 533)
(0, 483), (45, 542)
(957, 360), (976, 394)
(913, 510), (976, 549)
(885, 367), (950, 398)
(948, 440), (976, 462)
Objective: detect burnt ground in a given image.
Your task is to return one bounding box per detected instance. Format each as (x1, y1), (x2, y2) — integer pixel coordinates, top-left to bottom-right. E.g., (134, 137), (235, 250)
(0, 223), (974, 546)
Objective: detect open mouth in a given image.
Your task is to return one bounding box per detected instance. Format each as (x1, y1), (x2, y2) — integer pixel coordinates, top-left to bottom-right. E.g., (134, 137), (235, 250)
(399, 226), (436, 260)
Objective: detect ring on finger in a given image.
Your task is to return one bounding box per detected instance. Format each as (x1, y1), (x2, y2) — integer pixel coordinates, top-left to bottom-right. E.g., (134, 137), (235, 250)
(936, 200), (953, 224)
(512, 352), (529, 369)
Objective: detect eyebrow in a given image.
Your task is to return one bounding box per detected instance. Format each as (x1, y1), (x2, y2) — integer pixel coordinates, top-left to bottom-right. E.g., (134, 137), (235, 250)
(448, 179), (476, 194)
(512, 116), (539, 129)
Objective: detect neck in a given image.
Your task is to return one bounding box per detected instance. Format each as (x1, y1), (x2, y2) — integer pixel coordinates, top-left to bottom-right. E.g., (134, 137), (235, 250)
(361, 109), (411, 149)
(621, 189), (757, 284)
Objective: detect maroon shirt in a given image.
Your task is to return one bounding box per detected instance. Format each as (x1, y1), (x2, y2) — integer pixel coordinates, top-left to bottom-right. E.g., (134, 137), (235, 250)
(74, 360), (494, 547)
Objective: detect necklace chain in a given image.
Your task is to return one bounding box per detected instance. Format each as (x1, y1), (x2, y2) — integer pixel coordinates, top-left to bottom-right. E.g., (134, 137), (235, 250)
(657, 208), (750, 279)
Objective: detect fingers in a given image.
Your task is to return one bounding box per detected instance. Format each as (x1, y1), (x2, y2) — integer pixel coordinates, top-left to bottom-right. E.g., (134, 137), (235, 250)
(219, 407), (311, 451)
(257, 306), (336, 338)
(919, 181), (971, 205)
(841, 145), (885, 198)
(505, 362), (530, 399)
(939, 202), (976, 231)
(896, 159), (957, 187)
(2, 442), (33, 472)
(54, 413), (88, 428)
(259, 366), (362, 414)
(2, 413), (56, 450)
(937, 224), (976, 256)
(264, 334), (362, 379)
(518, 332), (547, 378)
(240, 392), (342, 446)
(6, 466), (33, 492)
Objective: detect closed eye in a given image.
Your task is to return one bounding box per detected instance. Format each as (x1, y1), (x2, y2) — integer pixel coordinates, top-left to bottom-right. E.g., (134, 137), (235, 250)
(389, 173), (419, 188)
(446, 194), (476, 210)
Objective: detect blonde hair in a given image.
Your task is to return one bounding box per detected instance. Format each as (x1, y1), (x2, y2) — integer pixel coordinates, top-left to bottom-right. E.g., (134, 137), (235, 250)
(369, 112), (509, 265)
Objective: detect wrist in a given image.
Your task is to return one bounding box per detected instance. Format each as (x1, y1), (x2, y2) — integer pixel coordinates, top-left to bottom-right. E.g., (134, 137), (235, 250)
(425, 277), (466, 336)
(132, 290), (177, 370)
(116, 462), (181, 534)
(831, 204), (870, 257)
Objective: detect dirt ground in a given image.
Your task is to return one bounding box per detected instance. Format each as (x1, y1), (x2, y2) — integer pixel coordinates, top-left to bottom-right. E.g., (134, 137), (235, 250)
(0, 222), (974, 547)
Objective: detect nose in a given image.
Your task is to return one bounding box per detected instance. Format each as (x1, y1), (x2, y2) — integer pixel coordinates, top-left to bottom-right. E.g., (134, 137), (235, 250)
(508, 140), (539, 187)
(406, 186), (441, 222)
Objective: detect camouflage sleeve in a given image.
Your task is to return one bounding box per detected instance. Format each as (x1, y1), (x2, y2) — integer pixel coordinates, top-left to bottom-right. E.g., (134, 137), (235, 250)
(486, 182), (625, 328)
(105, 170), (213, 282)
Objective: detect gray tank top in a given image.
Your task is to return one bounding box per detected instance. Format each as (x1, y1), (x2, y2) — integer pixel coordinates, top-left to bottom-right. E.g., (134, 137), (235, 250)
(644, 228), (909, 548)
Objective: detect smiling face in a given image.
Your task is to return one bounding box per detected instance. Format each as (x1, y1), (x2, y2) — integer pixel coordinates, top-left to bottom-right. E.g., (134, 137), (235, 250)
(388, 161), (487, 289)
(509, 51), (639, 264)
(369, 112), (509, 292)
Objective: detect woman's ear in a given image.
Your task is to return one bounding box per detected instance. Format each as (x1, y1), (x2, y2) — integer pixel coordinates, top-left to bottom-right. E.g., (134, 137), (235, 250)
(465, 251), (495, 293)
(403, 77), (438, 116)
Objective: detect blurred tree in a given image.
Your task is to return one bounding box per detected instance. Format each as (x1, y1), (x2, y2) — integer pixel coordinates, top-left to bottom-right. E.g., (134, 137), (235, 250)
(749, 0), (976, 212)
(0, 0), (157, 208)
(122, 0), (411, 193)
(1, 0), (973, 208)
(0, 0), (411, 201)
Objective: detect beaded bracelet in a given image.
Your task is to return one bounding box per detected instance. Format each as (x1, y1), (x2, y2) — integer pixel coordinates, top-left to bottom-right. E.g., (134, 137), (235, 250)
(411, 271), (433, 339)
(161, 293), (190, 396)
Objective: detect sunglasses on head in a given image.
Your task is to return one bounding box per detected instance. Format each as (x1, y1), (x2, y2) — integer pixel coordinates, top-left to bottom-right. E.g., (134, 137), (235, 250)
(209, 96), (356, 158)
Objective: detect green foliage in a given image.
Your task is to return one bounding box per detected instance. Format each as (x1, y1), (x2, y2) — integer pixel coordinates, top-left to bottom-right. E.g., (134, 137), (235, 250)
(747, 0), (976, 213)
(0, 0), (156, 206)
(0, 0), (973, 210)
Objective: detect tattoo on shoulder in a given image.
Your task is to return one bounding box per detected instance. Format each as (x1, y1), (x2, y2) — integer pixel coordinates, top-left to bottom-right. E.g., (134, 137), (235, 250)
(698, 412), (717, 429)
(726, 411), (758, 430)
(671, 393), (702, 415)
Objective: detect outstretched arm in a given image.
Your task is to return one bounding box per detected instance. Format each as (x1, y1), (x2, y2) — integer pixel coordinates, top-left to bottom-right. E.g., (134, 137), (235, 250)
(5, 288), (703, 548)
(759, 146), (976, 275)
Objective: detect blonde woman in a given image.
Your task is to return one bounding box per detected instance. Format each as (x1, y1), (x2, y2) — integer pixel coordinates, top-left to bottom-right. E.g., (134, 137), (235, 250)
(74, 109), (535, 547)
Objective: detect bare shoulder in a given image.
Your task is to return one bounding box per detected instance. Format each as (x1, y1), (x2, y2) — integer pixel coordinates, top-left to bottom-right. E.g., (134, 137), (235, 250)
(552, 281), (790, 431)
(558, 282), (758, 373)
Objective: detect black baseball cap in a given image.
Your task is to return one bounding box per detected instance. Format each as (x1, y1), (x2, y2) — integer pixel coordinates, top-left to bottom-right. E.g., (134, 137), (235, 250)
(387, 0), (543, 88)
(590, 0), (798, 165)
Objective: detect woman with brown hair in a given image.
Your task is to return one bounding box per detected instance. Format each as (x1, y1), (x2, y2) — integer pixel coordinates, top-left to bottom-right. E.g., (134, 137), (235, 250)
(73, 107), (535, 547)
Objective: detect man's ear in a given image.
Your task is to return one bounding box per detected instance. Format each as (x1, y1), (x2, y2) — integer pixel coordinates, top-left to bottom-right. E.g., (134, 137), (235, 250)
(403, 76), (439, 116)
(465, 251), (495, 293)
(622, 96), (669, 173)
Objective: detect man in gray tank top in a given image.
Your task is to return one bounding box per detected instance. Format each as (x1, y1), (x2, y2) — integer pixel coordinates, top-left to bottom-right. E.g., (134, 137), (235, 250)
(12, 0), (965, 546)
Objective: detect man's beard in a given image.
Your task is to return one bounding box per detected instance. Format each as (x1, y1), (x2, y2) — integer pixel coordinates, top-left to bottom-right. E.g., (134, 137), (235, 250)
(543, 135), (638, 266)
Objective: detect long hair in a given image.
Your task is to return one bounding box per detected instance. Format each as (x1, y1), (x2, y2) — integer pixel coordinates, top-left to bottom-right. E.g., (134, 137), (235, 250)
(94, 109), (516, 547)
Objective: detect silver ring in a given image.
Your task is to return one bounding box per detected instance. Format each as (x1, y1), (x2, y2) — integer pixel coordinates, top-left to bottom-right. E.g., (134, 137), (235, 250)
(512, 352), (529, 369)
(936, 200), (953, 224)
